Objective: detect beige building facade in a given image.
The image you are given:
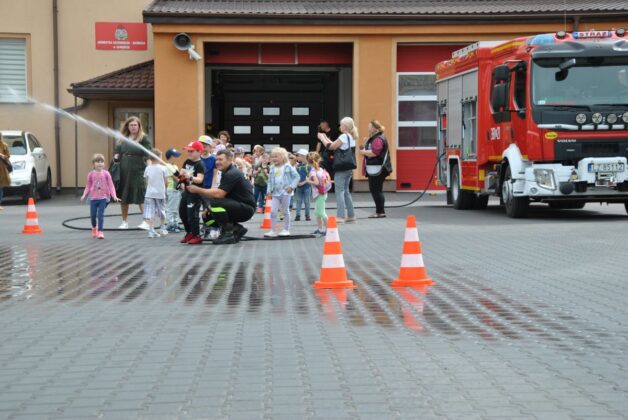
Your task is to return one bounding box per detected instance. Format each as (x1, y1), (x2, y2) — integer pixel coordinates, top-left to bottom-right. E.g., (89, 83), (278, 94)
(0, 0), (153, 189)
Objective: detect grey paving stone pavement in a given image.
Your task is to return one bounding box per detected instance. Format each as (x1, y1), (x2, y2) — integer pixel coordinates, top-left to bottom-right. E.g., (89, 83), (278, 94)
(0, 192), (626, 419)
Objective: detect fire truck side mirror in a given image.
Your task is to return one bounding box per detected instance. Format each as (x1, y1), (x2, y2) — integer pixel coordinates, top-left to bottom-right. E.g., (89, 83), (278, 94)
(491, 84), (509, 111)
(493, 65), (511, 83)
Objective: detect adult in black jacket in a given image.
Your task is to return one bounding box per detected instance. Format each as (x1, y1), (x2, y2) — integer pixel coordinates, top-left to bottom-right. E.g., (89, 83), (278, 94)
(187, 149), (256, 244)
(359, 120), (393, 218)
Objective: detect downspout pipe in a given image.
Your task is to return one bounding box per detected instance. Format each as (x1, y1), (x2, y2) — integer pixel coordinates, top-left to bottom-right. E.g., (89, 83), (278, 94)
(573, 16), (580, 32)
(53, 0), (61, 191)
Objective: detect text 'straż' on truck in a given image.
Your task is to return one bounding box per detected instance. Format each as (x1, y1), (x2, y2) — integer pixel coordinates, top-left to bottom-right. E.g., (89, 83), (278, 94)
(435, 29), (628, 218)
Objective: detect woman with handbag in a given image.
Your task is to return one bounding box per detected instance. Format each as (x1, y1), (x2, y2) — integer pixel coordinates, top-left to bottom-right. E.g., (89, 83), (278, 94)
(359, 120), (393, 218)
(0, 135), (11, 211)
(317, 117), (358, 223)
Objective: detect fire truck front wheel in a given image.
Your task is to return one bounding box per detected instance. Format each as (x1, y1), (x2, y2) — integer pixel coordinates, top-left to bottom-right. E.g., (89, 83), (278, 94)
(501, 166), (529, 218)
(451, 165), (475, 210)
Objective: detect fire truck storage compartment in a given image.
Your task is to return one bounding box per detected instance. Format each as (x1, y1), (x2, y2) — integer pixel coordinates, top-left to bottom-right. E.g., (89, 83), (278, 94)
(436, 70), (478, 161)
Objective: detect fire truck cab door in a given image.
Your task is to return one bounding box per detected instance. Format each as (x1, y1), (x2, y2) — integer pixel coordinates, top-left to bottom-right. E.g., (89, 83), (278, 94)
(489, 64), (513, 159)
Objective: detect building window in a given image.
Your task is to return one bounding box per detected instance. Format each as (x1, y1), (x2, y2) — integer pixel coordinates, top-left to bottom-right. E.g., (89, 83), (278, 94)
(462, 99), (477, 159)
(263, 107), (280, 116)
(233, 107), (251, 116)
(397, 73), (437, 148)
(0, 38), (27, 103)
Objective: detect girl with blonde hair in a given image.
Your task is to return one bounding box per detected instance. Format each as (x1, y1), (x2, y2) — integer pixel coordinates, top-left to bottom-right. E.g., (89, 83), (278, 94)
(317, 116), (358, 223)
(264, 147), (300, 237)
(305, 151), (330, 235)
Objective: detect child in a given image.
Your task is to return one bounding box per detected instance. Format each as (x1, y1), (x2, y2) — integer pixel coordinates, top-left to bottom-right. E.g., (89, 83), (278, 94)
(179, 141), (205, 245)
(252, 153), (270, 213)
(143, 148), (168, 238)
(80, 153), (120, 239)
(264, 147), (299, 237)
(164, 148), (182, 232)
(252, 144), (265, 165)
(199, 136), (217, 189)
(305, 152), (330, 236)
(294, 148), (312, 222)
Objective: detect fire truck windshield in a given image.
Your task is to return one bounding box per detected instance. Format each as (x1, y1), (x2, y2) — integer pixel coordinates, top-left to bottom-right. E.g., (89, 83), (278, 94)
(532, 57), (628, 107)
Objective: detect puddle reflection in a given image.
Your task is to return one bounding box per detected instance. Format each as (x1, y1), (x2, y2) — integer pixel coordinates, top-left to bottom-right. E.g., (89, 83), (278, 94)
(0, 246), (37, 302)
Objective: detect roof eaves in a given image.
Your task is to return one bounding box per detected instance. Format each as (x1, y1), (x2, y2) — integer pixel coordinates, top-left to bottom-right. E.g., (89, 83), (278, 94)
(143, 11), (628, 26)
(70, 61), (154, 89)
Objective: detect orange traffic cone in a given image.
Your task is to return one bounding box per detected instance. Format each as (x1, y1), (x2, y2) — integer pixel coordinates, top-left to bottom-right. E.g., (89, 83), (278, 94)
(259, 194), (272, 229)
(391, 215), (433, 287)
(313, 216), (356, 289)
(21, 197), (42, 234)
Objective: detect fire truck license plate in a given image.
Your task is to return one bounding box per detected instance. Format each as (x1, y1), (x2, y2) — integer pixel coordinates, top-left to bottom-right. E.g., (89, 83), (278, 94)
(588, 163), (625, 173)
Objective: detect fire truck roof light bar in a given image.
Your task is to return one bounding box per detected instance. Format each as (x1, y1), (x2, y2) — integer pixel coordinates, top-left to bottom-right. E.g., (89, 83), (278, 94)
(536, 123), (625, 131)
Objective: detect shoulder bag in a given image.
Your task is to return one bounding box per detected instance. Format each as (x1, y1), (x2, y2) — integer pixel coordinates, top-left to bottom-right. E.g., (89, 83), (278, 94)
(0, 155), (12, 173)
(366, 149), (388, 177)
(333, 134), (357, 171)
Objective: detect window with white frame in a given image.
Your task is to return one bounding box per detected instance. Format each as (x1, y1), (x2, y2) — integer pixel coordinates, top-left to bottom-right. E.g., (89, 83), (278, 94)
(0, 38), (27, 103)
(397, 73), (437, 148)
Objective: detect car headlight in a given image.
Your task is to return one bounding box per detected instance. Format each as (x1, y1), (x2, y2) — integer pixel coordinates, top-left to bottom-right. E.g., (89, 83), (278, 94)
(591, 112), (603, 124)
(12, 160), (26, 170)
(623, 111), (628, 124)
(534, 169), (556, 190)
(575, 113), (587, 124)
(606, 113), (618, 124)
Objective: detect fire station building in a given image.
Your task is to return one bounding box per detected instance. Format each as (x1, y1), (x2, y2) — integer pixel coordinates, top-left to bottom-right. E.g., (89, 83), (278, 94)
(2, 1), (627, 189)
(143, 1), (628, 191)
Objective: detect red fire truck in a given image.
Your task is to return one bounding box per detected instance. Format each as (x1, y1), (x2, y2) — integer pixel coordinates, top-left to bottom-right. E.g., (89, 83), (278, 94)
(435, 29), (628, 217)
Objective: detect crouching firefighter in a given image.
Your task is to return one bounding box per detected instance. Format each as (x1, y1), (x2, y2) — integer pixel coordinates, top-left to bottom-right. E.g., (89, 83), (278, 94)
(186, 149), (256, 244)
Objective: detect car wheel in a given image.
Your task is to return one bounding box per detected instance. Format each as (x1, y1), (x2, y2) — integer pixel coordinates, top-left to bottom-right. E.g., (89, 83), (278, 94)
(624, 202), (628, 215)
(22, 172), (38, 203)
(451, 164), (475, 210)
(39, 170), (52, 199)
(501, 166), (529, 218)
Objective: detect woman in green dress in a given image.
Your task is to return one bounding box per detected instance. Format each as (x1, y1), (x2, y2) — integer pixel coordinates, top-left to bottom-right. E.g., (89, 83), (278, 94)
(114, 116), (152, 229)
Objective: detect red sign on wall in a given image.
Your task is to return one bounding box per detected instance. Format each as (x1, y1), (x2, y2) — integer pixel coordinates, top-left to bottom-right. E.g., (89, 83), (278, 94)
(95, 22), (147, 51)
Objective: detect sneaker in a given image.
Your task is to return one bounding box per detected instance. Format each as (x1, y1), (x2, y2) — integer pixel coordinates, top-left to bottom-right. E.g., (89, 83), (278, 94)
(336, 218), (345, 224)
(264, 231), (278, 238)
(311, 229), (322, 235)
(344, 217), (357, 224)
(148, 230), (160, 239)
(294, 215), (301, 222)
(278, 229), (290, 236)
(138, 221), (150, 230)
(234, 224), (248, 242)
(118, 221), (129, 229)
(256, 207), (263, 214)
(97, 231), (105, 239)
(187, 235), (203, 245)
(213, 231), (236, 245)
(180, 233), (194, 243)
(159, 227), (169, 236)
(91, 227), (98, 238)
(320, 230), (326, 237)
(305, 217), (311, 221)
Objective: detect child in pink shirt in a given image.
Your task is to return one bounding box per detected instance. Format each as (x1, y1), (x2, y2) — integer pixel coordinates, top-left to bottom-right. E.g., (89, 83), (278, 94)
(81, 153), (120, 239)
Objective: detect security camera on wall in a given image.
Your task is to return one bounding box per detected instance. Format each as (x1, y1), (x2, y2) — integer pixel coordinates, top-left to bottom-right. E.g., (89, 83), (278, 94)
(173, 33), (202, 61)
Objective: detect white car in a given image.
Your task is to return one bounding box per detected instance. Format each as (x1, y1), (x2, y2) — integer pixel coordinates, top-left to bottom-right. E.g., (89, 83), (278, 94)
(1, 131), (52, 202)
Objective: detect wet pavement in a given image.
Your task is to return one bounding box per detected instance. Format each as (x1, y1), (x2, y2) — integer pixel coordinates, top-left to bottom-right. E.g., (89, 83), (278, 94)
(0, 193), (627, 419)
